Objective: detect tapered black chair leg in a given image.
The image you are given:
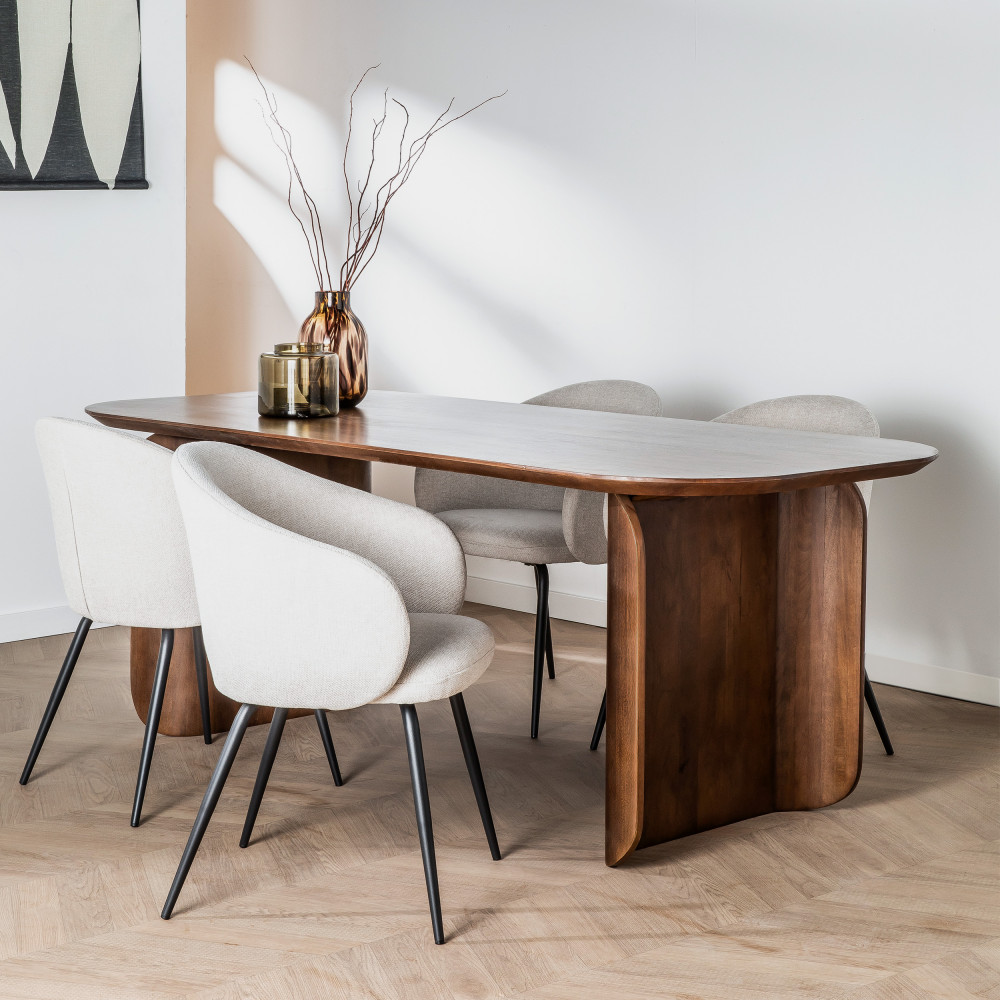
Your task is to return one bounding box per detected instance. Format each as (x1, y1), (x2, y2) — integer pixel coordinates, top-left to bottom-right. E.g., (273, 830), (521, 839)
(131, 628), (174, 827)
(530, 565), (549, 739)
(590, 691), (607, 752)
(19, 617), (92, 785)
(162, 703), (257, 919)
(400, 704), (444, 945)
(192, 626), (213, 745)
(449, 693), (501, 861)
(314, 710), (344, 786)
(544, 604), (555, 680)
(240, 708), (288, 848)
(864, 672), (894, 756)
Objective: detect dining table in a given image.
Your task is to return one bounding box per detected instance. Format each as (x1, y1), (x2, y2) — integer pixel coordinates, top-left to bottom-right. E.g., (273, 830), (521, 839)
(86, 389), (937, 866)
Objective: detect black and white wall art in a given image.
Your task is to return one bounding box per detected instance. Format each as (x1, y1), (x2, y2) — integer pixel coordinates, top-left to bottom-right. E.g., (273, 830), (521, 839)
(0, 0), (146, 190)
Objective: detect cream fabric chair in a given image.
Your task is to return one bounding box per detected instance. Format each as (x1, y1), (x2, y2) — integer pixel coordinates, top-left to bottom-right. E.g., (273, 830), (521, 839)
(414, 380), (661, 739)
(589, 394), (894, 755)
(22, 418), (214, 828)
(160, 442), (501, 945)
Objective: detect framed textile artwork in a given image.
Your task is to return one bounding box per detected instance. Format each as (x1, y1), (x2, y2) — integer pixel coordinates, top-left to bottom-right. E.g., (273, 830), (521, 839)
(0, 0), (146, 190)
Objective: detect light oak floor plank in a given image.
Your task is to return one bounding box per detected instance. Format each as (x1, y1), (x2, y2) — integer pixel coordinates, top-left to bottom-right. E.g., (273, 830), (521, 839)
(0, 607), (996, 998)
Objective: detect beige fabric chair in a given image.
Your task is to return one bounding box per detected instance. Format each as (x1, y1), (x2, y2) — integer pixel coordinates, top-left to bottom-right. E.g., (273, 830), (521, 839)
(22, 418), (212, 829)
(414, 380), (661, 738)
(591, 394), (894, 755)
(160, 443), (501, 945)
(713, 394), (879, 507)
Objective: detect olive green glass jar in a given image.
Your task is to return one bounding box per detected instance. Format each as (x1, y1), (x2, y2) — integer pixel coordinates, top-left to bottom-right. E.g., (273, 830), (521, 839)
(258, 343), (339, 419)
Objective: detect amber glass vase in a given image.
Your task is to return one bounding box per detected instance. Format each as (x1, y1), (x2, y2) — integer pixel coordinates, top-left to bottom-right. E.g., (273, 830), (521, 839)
(299, 290), (368, 407)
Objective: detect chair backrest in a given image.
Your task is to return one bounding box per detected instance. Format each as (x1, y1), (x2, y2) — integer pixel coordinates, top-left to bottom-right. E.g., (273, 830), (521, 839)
(525, 380), (661, 415)
(171, 442), (431, 710)
(35, 418), (200, 628)
(711, 394), (879, 507)
(558, 382), (662, 564)
(414, 381), (662, 521)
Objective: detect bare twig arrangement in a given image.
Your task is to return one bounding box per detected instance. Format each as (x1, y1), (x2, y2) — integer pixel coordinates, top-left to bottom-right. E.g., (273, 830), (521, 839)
(249, 59), (332, 292)
(249, 59), (505, 296)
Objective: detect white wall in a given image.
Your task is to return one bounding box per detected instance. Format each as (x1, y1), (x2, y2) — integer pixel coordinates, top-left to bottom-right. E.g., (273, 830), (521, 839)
(0, 4), (187, 641)
(189, 0), (999, 702)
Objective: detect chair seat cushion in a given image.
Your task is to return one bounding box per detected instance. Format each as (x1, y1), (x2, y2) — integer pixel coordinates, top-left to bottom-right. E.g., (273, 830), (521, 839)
(436, 508), (574, 564)
(374, 613), (495, 705)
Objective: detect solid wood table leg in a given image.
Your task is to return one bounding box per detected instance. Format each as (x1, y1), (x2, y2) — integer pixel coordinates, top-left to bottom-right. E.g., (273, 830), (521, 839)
(130, 435), (371, 737)
(605, 485), (866, 866)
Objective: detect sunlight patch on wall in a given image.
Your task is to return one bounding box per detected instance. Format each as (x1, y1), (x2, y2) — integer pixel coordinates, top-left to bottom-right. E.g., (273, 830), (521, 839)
(214, 58), (342, 217)
(213, 58), (345, 316)
(213, 155), (316, 318)
(212, 64), (669, 399)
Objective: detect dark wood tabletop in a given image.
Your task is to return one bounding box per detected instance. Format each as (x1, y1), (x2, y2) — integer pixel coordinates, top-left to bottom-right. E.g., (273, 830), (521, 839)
(86, 390), (937, 496)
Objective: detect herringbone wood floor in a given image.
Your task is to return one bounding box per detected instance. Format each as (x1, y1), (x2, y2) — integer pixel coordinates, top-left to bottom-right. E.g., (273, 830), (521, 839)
(0, 605), (997, 999)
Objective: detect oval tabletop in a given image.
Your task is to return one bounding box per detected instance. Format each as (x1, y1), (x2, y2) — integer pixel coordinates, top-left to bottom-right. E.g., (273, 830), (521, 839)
(86, 390), (938, 496)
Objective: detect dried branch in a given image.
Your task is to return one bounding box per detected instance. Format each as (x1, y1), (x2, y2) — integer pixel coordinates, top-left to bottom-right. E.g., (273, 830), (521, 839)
(341, 65), (380, 293)
(347, 89), (389, 290)
(248, 58), (332, 290)
(275, 117), (329, 289)
(248, 56), (504, 298)
(344, 89), (505, 291)
(270, 123), (323, 290)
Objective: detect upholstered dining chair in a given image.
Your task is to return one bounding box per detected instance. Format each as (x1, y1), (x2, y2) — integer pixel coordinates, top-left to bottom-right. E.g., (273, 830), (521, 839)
(23, 419), (345, 826)
(160, 442), (501, 945)
(589, 394), (895, 756)
(22, 418), (214, 829)
(414, 380), (661, 739)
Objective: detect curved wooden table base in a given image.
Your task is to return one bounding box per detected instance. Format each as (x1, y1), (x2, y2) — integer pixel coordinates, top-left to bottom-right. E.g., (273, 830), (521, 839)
(130, 434), (371, 737)
(605, 484), (866, 866)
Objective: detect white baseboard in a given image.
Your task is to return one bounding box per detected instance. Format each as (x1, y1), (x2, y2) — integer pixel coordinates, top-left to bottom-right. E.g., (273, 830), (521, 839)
(5, 589), (995, 708)
(466, 576), (1000, 708)
(465, 575), (608, 628)
(864, 653), (999, 707)
(0, 606), (110, 644)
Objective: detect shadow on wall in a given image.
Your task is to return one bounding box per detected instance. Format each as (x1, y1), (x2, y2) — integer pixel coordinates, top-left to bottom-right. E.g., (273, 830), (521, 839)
(866, 409), (999, 678)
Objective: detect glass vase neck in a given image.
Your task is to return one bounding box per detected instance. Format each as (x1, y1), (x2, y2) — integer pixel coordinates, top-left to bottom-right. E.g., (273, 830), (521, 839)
(316, 290), (350, 311)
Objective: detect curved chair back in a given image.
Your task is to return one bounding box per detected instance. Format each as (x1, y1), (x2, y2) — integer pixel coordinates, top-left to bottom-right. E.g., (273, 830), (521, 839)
(711, 394), (879, 507)
(415, 381), (661, 566)
(525, 380), (660, 415)
(171, 442), (461, 709)
(36, 418), (200, 628)
(557, 382), (662, 564)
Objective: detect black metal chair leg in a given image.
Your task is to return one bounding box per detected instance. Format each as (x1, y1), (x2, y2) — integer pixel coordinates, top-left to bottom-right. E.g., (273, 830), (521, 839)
(449, 694), (501, 861)
(192, 626), (213, 745)
(161, 703), (257, 919)
(864, 672), (894, 756)
(19, 617), (92, 785)
(131, 628), (174, 827)
(314, 710), (343, 786)
(544, 604), (555, 680)
(530, 565), (549, 739)
(240, 708), (288, 848)
(400, 704), (444, 945)
(590, 691), (607, 751)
